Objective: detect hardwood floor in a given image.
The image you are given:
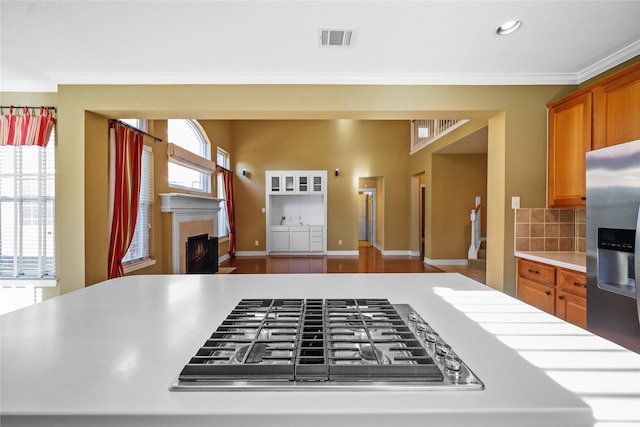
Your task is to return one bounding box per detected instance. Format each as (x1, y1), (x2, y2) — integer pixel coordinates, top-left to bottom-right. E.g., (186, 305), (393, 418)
(219, 243), (487, 284)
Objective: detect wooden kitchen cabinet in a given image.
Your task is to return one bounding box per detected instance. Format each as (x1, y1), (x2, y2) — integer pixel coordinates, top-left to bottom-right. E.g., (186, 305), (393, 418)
(517, 259), (556, 315)
(547, 92), (592, 208)
(518, 276), (556, 315)
(517, 258), (587, 328)
(592, 63), (640, 150)
(556, 267), (587, 328)
(547, 61), (640, 208)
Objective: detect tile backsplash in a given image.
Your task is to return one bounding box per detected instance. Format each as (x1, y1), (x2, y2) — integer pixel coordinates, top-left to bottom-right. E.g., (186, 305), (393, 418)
(515, 208), (586, 253)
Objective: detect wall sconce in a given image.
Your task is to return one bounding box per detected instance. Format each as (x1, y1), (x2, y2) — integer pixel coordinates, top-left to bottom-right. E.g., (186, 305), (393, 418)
(242, 169), (247, 176)
(335, 168), (339, 177)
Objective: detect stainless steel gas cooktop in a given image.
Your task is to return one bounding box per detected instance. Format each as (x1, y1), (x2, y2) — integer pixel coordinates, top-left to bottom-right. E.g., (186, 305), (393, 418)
(170, 299), (484, 391)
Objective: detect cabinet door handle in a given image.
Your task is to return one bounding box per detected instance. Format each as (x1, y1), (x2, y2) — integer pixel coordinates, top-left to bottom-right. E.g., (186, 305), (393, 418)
(545, 291), (551, 296)
(558, 295), (565, 300)
(574, 282), (586, 288)
(528, 269), (540, 274)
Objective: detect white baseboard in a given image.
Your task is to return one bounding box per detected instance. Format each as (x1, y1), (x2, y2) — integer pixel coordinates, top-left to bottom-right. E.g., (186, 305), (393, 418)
(218, 253), (231, 264)
(423, 257), (468, 266)
(380, 249), (413, 256)
(235, 251), (268, 257)
(327, 250), (360, 256)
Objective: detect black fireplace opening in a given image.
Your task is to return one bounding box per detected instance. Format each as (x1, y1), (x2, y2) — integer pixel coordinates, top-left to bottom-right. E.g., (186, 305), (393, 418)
(185, 234), (219, 274)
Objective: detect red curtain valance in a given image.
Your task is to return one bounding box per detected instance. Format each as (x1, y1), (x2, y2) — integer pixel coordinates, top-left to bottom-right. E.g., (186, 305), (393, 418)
(0, 106), (56, 147)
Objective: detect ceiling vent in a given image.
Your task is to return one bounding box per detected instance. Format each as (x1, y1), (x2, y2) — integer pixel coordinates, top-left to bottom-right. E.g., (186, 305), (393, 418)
(319, 29), (355, 47)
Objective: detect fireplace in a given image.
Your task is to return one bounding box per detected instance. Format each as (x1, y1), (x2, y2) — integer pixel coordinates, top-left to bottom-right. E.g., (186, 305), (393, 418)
(160, 193), (223, 274)
(186, 234), (219, 274)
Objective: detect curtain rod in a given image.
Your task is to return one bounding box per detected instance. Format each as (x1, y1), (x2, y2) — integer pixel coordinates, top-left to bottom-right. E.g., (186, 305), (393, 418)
(110, 119), (163, 142)
(1, 105), (57, 112)
(217, 165), (233, 173)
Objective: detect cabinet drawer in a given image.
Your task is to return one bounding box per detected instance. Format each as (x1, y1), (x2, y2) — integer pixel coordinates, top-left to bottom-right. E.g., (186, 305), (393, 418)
(557, 268), (587, 298)
(518, 259), (556, 287)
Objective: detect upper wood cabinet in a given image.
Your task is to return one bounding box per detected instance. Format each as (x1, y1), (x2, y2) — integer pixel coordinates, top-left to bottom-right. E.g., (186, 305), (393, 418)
(547, 92), (592, 208)
(547, 62), (640, 208)
(592, 65), (640, 149)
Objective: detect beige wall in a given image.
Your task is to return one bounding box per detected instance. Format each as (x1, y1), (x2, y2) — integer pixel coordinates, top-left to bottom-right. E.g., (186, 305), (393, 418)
(3, 83), (580, 299)
(431, 153), (488, 260)
(230, 120), (409, 252)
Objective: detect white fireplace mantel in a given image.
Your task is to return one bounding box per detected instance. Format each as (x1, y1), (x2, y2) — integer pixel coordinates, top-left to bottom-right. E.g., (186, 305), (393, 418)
(160, 193), (223, 273)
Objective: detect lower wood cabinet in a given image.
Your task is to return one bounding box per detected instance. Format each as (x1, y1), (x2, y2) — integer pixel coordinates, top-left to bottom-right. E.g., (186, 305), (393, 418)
(517, 258), (587, 329)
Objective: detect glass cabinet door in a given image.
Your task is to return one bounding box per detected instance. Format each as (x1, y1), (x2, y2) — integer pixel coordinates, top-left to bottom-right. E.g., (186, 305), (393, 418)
(270, 175), (281, 192)
(284, 175), (295, 192)
(298, 175), (309, 193)
(312, 175), (323, 193)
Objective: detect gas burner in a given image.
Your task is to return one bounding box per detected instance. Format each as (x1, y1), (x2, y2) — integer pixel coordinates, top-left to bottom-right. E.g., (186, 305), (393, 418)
(359, 344), (388, 364)
(171, 299), (484, 391)
(345, 313), (373, 326)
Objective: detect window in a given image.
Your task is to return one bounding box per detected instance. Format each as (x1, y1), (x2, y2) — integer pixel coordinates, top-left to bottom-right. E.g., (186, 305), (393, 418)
(122, 145), (153, 267)
(217, 148), (229, 238)
(167, 119), (213, 192)
(0, 128), (56, 285)
(118, 119), (155, 272)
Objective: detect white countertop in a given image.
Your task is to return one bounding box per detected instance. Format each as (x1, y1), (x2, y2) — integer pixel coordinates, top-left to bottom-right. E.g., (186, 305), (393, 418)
(515, 251), (586, 272)
(2, 273), (639, 426)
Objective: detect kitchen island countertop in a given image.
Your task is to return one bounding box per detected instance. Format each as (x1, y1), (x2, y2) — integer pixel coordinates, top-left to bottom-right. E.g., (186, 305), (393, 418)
(2, 273), (639, 426)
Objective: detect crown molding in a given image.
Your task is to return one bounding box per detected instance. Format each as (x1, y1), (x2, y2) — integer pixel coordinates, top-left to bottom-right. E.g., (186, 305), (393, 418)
(0, 80), (58, 93)
(577, 40), (640, 84)
(41, 71), (581, 86)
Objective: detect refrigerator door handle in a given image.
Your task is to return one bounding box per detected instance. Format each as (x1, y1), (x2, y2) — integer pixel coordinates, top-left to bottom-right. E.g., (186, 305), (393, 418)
(636, 206), (640, 324)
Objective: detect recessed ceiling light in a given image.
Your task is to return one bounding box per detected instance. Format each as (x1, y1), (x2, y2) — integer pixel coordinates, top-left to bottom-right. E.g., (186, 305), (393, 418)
(496, 20), (522, 35)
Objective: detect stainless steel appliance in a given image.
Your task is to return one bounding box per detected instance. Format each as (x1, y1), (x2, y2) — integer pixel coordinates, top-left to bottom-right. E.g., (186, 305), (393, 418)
(170, 298), (484, 391)
(586, 139), (640, 353)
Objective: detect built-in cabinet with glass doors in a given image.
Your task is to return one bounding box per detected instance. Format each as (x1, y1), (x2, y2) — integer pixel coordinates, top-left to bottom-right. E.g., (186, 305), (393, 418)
(266, 170), (327, 254)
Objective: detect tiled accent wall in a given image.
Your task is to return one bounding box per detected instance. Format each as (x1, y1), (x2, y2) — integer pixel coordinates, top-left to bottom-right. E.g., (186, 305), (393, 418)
(515, 208), (586, 253)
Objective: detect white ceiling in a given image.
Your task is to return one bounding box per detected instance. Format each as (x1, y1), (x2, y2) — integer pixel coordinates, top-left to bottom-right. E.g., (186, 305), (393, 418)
(1, 0), (639, 92)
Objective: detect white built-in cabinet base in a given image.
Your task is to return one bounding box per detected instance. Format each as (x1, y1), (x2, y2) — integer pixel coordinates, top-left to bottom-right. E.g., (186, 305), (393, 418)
(266, 170), (327, 254)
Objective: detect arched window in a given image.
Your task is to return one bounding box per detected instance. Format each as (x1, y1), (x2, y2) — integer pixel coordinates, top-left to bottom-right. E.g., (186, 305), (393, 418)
(167, 119), (212, 192)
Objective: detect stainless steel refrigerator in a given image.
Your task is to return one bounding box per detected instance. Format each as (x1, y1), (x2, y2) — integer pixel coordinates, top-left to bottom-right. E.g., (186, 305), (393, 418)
(586, 139), (640, 353)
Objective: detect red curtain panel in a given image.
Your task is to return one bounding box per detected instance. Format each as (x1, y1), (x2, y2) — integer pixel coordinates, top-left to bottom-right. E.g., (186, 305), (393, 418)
(221, 168), (236, 256)
(107, 122), (144, 279)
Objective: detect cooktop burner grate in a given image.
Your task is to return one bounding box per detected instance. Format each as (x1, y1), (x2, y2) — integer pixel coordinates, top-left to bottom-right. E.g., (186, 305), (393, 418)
(172, 298), (484, 391)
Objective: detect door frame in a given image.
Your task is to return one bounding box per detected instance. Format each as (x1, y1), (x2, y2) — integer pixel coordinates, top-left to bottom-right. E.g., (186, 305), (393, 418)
(358, 188), (376, 247)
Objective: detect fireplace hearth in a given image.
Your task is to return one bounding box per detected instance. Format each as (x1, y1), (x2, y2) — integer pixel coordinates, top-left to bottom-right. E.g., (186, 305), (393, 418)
(186, 234), (219, 274)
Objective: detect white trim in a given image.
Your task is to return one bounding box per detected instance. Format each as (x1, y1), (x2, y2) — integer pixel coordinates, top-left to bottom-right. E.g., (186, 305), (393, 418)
(423, 257), (468, 266)
(327, 250), (360, 256)
(122, 258), (157, 274)
(380, 250), (413, 256)
(577, 40), (640, 84)
(0, 80), (58, 92)
(0, 278), (57, 288)
(235, 251), (268, 257)
(218, 253), (231, 263)
(38, 71), (604, 86)
(159, 193), (222, 274)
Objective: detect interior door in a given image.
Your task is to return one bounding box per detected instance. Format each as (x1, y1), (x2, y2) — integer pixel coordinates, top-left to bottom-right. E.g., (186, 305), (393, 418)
(358, 193), (368, 240)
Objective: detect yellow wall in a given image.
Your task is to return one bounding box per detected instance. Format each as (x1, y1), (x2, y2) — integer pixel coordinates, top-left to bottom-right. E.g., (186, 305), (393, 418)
(431, 153), (488, 260)
(3, 83), (579, 298)
(230, 120), (409, 252)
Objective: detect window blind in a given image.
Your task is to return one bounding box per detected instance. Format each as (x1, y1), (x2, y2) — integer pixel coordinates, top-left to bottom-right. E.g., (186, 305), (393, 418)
(122, 145), (153, 265)
(0, 129), (56, 282)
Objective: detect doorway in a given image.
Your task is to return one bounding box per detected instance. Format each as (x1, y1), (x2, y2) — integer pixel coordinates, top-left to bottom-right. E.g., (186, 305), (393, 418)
(358, 188), (376, 247)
